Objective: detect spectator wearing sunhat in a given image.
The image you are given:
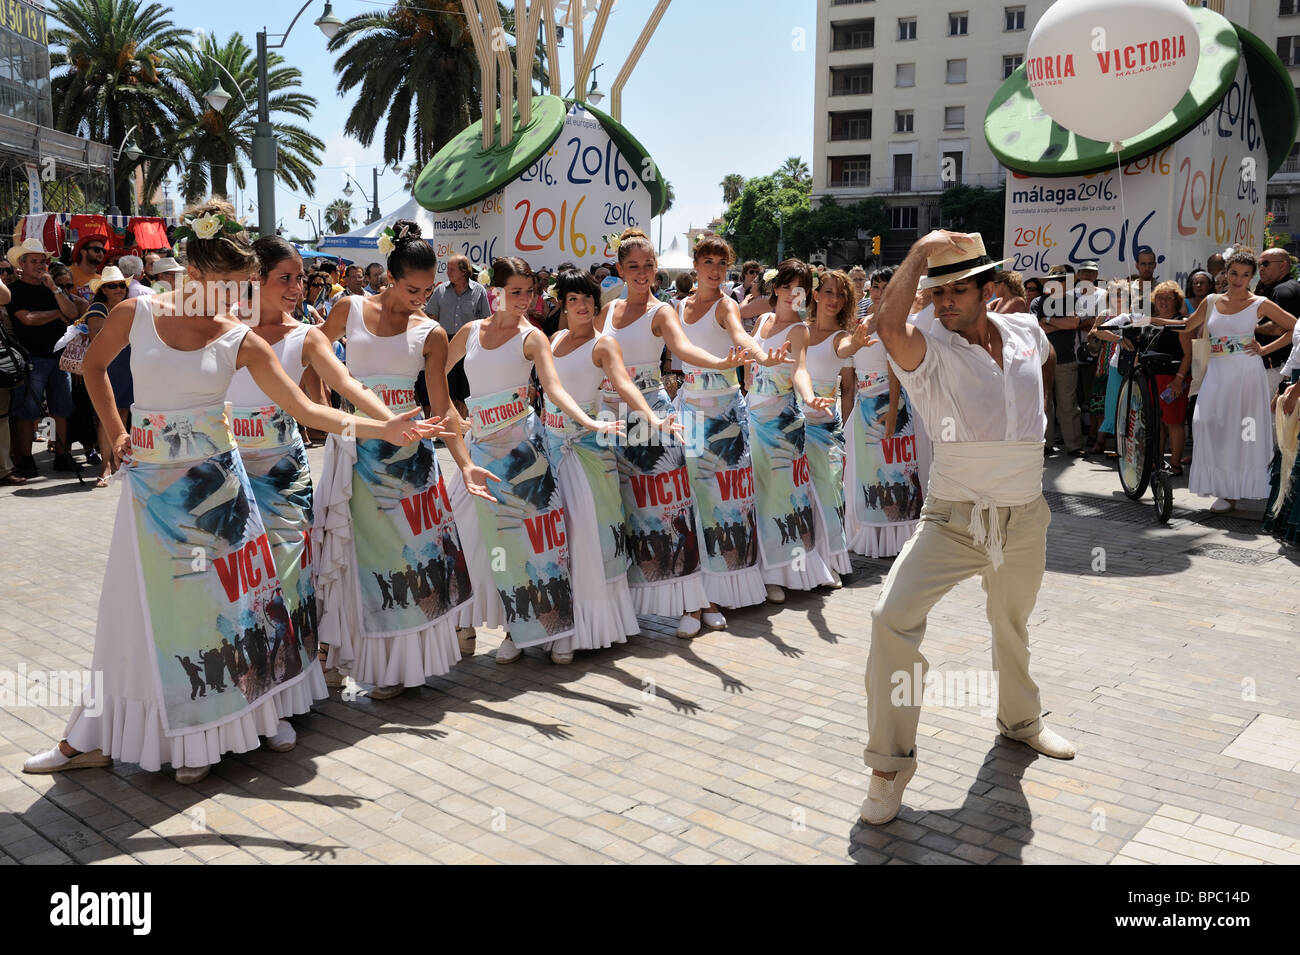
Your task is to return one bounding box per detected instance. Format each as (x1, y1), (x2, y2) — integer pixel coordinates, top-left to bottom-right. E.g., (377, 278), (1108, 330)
(68, 233), (109, 295)
(148, 256), (185, 292)
(5, 238), (81, 476)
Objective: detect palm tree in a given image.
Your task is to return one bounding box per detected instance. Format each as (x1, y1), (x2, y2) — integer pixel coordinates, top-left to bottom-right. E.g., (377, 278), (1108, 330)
(329, 0), (482, 170)
(400, 160), (422, 194)
(720, 173), (745, 206)
(778, 156), (811, 188)
(658, 178), (674, 254)
(150, 32), (323, 205)
(326, 199), (357, 234)
(47, 0), (190, 212)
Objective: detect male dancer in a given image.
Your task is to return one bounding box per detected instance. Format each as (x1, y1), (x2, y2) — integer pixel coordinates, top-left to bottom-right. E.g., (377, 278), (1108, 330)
(861, 231), (1075, 826)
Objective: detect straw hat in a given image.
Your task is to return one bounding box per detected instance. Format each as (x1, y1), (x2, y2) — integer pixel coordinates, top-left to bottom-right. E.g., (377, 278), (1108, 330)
(918, 233), (1010, 290)
(89, 265), (129, 295)
(149, 256), (184, 276)
(6, 237), (53, 268)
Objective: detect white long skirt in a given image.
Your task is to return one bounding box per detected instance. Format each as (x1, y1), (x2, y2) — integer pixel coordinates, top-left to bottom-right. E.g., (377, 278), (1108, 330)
(1189, 354), (1275, 499)
(64, 489), (327, 771)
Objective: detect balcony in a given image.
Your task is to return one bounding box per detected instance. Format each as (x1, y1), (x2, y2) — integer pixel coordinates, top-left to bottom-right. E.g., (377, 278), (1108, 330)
(832, 20), (875, 51)
(830, 66), (873, 96)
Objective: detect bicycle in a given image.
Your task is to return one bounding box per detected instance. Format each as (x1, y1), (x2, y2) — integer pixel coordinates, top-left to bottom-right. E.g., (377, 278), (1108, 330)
(1114, 323), (1181, 523)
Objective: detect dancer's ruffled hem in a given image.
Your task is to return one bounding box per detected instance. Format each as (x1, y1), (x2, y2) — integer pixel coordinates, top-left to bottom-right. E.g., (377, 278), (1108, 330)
(64, 666), (326, 773)
(702, 563), (766, 609)
(847, 520), (918, 559)
(761, 549), (835, 589)
(629, 572), (708, 617)
(550, 574), (638, 652)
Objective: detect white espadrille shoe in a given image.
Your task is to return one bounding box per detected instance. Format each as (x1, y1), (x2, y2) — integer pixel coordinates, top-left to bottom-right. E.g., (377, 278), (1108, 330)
(22, 745), (111, 775)
(265, 720), (297, 752)
(676, 614), (702, 638)
(859, 763), (917, 826)
(495, 636), (522, 664)
(1004, 724), (1076, 759)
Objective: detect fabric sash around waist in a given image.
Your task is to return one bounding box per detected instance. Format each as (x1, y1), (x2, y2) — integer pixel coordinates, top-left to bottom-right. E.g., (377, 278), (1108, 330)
(1209, 335), (1256, 356)
(358, 374), (420, 414)
(682, 365), (739, 394)
(129, 404), (235, 465)
(543, 396), (598, 442)
(467, 384), (532, 439)
(927, 440), (1044, 571)
(602, 361), (662, 399)
(228, 405), (299, 451)
(856, 370), (889, 394)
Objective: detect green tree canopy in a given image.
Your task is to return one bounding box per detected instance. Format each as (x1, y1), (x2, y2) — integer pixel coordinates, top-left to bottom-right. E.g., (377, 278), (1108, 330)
(938, 184), (1006, 257)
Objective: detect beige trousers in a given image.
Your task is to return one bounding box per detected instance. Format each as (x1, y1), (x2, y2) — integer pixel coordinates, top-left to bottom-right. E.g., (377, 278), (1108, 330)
(863, 494), (1051, 773)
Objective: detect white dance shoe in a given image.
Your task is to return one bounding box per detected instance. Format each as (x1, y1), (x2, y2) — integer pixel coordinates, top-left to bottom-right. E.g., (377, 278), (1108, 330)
(175, 764), (211, 785)
(368, 684), (406, 700)
(22, 745), (111, 774)
(265, 720), (297, 752)
(1003, 724), (1077, 759)
(702, 611), (727, 630)
(457, 627), (477, 655)
(1210, 498), (1233, 513)
(675, 615), (702, 639)
(765, 584), (786, 604)
(550, 648), (575, 665)
(859, 763), (916, 826)
(825, 573), (843, 590)
(496, 636), (522, 664)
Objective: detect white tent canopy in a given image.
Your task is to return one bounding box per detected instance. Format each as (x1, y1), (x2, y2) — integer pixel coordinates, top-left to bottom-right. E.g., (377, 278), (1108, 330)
(316, 196), (436, 265)
(657, 234), (693, 273)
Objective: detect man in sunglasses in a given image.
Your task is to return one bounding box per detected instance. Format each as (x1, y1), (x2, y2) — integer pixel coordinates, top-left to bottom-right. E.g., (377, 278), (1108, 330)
(69, 234), (108, 294)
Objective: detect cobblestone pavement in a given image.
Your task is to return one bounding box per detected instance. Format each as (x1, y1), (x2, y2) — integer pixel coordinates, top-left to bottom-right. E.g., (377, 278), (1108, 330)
(1, 441), (1298, 865)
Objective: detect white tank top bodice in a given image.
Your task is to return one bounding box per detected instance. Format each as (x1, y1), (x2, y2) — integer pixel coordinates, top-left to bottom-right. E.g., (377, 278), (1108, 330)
(226, 322), (311, 407)
(463, 319), (538, 394)
(677, 297), (733, 372)
(602, 302), (664, 368)
(805, 330), (848, 384)
(853, 330), (890, 378)
(343, 295), (435, 380)
(1206, 295), (1263, 337)
(129, 296), (249, 410)
(550, 328), (606, 403)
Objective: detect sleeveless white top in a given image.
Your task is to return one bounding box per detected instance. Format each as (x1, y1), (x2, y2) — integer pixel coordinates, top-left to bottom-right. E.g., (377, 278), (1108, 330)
(342, 295), (436, 380)
(226, 322), (311, 407)
(463, 319), (538, 394)
(805, 330), (848, 384)
(1206, 294), (1263, 338)
(130, 296), (249, 410)
(677, 297), (733, 373)
(602, 301), (664, 368)
(551, 328), (606, 403)
(853, 330), (890, 378)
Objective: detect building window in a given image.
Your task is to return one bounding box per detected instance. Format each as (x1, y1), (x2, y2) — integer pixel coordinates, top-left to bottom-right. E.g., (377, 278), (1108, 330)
(1269, 197), (1290, 225)
(944, 106), (965, 129)
(889, 206), (919, 231)
(832, 19), (875, 51)
(1279, 36), (1300, 66)
(942, 151), (964, 186)
(949, 12), (969, 36)
(831, 66), (874, 95)
(1002, 54), (1023, 79)
(896, 63), (915, 88)
(898, 17), (916, 41)
(895, 109), (914, 133)
(1005, 6), (1025, 31)
(946, 59), (966, 84)
(830, 110), (872, 141)
(841, 159), (869, 187)
(1283, 0), (1300, 16)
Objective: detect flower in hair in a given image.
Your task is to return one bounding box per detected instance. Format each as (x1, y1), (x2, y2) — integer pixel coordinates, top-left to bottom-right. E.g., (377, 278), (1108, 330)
(477, 268), (491, 284)
(762, 268), (778, 284)
(606, 233), (621, 253)
(172, 210), (244, 243)
(377, 227), (396, 257)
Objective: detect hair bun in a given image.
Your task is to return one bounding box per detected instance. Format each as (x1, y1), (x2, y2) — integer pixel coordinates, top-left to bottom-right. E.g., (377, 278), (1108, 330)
(619, 227), (648, 242)
(391, 219), (422, 245)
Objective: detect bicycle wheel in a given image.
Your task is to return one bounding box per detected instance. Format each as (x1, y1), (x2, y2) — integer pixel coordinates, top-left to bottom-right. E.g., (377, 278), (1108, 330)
(1152, 469), (1173, 523)
(1116, 367), (1157, 499)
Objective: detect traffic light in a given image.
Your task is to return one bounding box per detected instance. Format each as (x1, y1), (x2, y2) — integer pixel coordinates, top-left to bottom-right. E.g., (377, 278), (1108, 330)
(298, 203), (307, 219)
(872, 235), (881, 256)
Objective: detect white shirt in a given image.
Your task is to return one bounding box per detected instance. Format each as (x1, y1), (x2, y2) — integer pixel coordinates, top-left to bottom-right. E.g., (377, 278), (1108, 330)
(889, 311), (1049, 443)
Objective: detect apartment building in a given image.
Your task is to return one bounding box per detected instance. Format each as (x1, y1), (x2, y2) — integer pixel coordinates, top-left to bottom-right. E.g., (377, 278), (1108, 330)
(814, 0), (1300, 257)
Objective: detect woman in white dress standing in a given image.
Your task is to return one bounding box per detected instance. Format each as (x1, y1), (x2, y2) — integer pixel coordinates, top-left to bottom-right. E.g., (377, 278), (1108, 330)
(543, 267), (682, 659)
(596, 229), (748, 638)
(1174, 248), (1296, 512)
(24, 200), (438, 782)
(314, 221), (478, 700)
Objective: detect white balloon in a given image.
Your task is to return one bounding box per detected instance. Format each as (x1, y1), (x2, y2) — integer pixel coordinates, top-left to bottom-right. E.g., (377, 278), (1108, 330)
(1025, 0), (1200, 145)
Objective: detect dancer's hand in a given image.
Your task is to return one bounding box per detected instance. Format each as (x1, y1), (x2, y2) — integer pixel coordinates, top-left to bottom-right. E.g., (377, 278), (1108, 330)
(756, 341), (794, 367)
(650, 412), (685, 439)
(379, 409), (443, 446)
(805, 395), (835, 413)
(108, 431), (132, 470)
(884, 412), (897, 440)
(462, 464), (500, 503)
(715, 345), (750, 369)
(1244, 339), (1263, 356)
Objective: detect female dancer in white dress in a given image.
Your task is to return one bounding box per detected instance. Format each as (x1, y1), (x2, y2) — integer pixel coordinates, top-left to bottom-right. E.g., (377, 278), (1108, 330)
(315, 222), (477, 700)
(24, 200), (438, 782)
(1174, 248), (1296, 511)
(231, 237), (412, 704)
(746, 259), (837, 603)
(843, 277), (931, 557)
(595, 228), (750, 638)
(444, 256), (622, 663)
(543, 268), (683, 660)
(676, 234), (793, 620)
(801, 269), (858, 581)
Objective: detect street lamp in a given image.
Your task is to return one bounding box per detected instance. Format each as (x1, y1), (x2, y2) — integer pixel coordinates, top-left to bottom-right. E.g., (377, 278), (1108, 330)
(587, 66), (605, 107)
(250, 3), (342, 237)
(107, 125), (141, 216)
(342, 169), (382, 225)
(775, 208), (785, 263)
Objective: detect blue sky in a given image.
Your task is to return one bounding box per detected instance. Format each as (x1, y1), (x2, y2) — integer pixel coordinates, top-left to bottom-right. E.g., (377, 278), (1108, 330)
(173, 0), (817, 246)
